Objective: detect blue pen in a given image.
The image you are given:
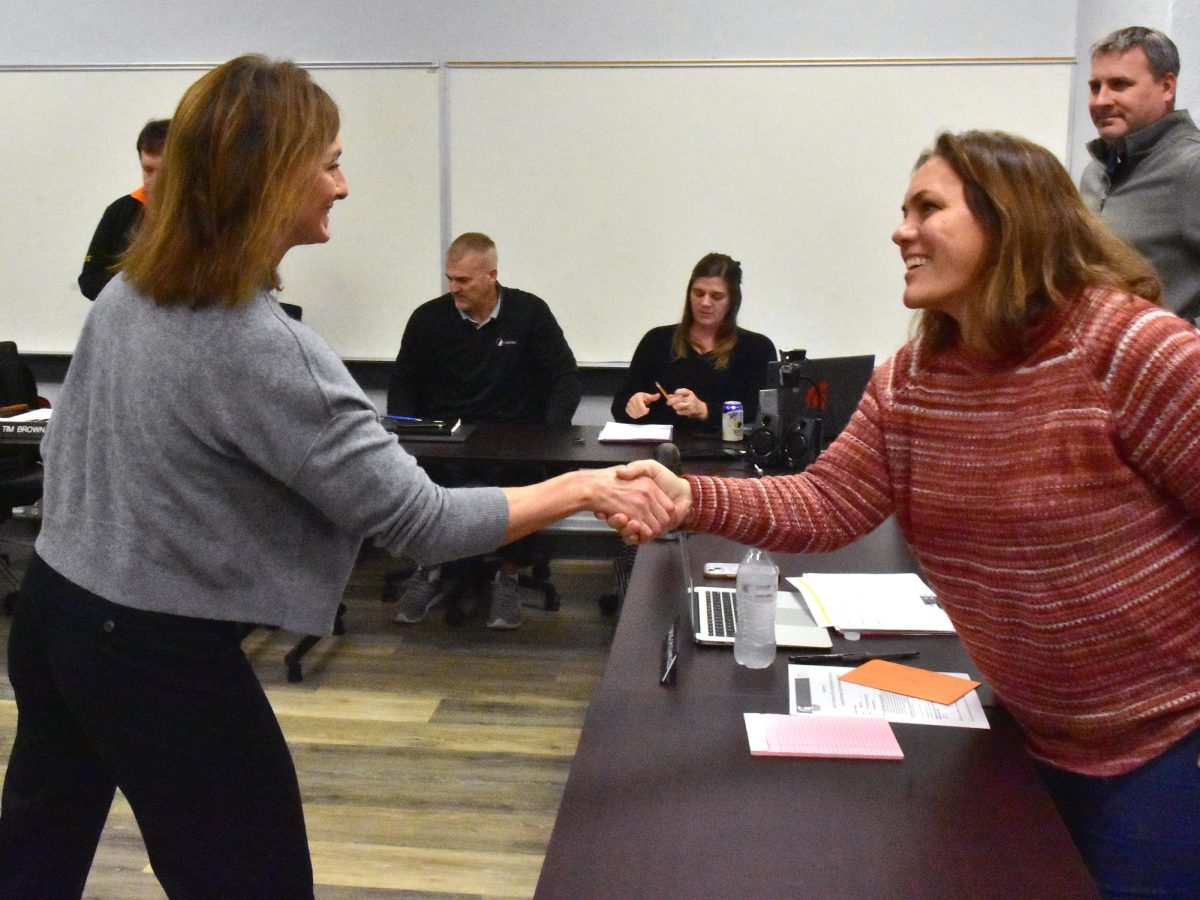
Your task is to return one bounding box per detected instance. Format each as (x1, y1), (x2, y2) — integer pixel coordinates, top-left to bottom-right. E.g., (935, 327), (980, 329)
(383, 415), (422, 422)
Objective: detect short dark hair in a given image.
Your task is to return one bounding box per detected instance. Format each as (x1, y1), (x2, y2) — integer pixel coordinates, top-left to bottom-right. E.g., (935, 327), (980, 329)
(136, 118), (170, 156)
(447, 232), (497, 267)
(1092, 26), (1180, 80)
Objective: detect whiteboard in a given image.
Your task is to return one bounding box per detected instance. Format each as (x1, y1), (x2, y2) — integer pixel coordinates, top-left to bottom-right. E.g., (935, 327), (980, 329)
(447, 62), (1073, 365)
(1, 61), (1072, 365)
(0, 65), (442, 360)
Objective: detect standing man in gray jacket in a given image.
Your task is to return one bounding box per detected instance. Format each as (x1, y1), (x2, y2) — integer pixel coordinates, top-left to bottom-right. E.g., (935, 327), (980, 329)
(1080, 26), (1200, 323)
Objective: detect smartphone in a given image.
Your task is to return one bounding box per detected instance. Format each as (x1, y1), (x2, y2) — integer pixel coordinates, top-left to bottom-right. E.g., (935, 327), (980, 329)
(703, 562), (739, 579)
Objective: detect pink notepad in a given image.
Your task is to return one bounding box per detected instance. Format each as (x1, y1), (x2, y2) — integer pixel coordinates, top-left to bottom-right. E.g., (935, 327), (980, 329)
(744, 713), (903, 760)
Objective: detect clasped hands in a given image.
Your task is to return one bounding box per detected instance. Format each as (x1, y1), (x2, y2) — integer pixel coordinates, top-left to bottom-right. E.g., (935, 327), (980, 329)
(626, 387), (708, 421)
(593, 460), (693, 544)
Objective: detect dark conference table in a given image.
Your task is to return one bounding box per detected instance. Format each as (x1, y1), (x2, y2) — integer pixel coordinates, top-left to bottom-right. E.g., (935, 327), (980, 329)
(393, 421), (742, 471)
(535, 526), (1099, 899)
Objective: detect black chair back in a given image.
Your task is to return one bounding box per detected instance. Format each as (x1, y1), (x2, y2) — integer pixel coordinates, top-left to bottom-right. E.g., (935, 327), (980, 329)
(0, 342), (40, 480)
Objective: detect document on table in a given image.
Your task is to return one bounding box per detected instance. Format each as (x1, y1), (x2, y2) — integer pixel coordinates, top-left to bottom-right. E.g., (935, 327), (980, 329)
(3, 408), (51, 422)
(787, 572), (955, 634)
(788, 664), (989, 729)
(744, 713), (903, 760)
(597, 422), (673, 443)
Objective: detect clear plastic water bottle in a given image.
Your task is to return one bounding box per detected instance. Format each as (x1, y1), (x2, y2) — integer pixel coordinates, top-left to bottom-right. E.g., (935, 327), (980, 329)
(734, 547), (778, 668)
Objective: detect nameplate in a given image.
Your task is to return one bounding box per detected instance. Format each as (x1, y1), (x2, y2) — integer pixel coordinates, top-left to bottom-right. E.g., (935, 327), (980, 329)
(0, 420), (47, 442)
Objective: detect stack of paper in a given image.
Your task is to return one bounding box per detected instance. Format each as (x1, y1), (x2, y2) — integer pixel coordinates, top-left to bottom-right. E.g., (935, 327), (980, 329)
(788, 572), (954, 634)
(744, 713), (903, 759)
(597, 422), (673, 443)
(2, 408), (51, 422)
(787, 663), (988, 729)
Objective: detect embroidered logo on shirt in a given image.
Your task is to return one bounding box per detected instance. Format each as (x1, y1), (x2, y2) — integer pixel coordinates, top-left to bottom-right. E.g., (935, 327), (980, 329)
(497, 338), (518, 347)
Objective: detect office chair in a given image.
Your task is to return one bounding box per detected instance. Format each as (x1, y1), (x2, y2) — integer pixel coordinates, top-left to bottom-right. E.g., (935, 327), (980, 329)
(0, 466), (42, 613)
(0, 340), (46, 613)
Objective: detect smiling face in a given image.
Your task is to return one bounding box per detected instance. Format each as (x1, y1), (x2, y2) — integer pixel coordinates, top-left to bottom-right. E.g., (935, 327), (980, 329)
(892, 156), (991, 324)
(1088, 47), (1176, 145)
(688, 275), (732, 332)
(288, 137), (348, 249)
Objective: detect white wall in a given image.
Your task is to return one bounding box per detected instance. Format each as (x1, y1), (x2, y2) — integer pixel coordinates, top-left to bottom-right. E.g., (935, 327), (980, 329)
(3, 2), (1076, 65)
(9, 1), (1200, 366)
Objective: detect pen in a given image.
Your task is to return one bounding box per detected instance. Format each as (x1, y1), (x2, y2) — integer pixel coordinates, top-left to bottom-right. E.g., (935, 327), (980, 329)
(787, 651), (920, 665)
(654, 382), (671, 402)
(383, 415), (421, 422)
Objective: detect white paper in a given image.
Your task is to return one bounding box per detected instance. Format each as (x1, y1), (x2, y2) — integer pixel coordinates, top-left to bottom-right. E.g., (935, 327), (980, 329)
(787, 572), (954, 634)
(4, 408), (51, 422)
(597, 422), (673, 443)
(787, 664), (989, 729)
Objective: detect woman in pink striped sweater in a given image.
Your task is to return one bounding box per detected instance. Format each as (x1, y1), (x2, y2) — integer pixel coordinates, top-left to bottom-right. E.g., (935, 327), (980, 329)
(621, 130), (1200, 896)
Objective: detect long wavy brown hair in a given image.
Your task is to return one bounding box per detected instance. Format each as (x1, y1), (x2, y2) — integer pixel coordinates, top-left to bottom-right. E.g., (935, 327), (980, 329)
(124, 55), (340, 307)
(672, 252), (744, 370)
(913, 130), (1160, 359)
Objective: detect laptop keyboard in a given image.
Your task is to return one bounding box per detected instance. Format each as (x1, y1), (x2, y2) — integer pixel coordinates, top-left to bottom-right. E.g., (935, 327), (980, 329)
(705, 587), (738, 637)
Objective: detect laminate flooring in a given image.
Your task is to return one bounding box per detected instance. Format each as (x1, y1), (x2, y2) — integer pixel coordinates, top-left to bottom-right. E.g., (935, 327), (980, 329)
(0, 519), (618, 899)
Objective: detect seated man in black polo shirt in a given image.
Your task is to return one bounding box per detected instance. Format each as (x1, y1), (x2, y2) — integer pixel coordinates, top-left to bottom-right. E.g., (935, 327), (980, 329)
(387, 232), (582, 628)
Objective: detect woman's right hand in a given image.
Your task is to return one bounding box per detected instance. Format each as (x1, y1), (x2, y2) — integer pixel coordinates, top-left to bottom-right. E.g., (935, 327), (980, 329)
(625, 391), (661, 420)
(599, 460), (693, 542)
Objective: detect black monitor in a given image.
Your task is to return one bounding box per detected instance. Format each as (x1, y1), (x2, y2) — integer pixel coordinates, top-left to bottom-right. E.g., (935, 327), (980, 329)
(763, 353), (875, 446)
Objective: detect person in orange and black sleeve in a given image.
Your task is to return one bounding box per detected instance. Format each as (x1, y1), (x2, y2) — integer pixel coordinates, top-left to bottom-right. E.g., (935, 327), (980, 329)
(78, 118), (169, 300)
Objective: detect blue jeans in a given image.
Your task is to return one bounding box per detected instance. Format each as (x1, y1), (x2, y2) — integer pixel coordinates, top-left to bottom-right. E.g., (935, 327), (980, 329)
(1038, 727), (1200, 898)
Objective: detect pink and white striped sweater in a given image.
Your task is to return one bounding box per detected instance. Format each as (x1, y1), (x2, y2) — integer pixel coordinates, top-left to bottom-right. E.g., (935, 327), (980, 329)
(685, 289), (1200, 775)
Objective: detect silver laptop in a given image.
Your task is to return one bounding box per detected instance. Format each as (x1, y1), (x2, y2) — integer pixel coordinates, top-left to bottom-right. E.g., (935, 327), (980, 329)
(679, 535), (832, 649)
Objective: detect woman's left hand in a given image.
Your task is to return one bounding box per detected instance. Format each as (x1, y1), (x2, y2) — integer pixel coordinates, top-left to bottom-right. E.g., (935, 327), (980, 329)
(666, 388), (708, 420)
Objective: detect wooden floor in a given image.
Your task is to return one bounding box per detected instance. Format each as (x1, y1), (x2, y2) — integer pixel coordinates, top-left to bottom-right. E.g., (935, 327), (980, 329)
(0, 519), (618, 899)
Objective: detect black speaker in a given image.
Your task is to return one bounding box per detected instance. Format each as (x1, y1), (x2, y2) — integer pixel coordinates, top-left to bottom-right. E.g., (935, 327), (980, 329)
(747, 414), (822, 471)
(781, 417), (822, 470)
(747, 416), (781, 468)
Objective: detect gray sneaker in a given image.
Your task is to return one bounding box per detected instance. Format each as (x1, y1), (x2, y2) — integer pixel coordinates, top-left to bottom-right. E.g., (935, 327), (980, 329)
(392, 572), (443, 624)
(487, 575), (524, 630)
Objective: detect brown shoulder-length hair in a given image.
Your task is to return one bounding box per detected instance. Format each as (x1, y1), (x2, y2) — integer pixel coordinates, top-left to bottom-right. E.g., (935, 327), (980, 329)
(673, 252), (744, 370)
(914, 130), (1160, 358)
(123, 54), (340, 308)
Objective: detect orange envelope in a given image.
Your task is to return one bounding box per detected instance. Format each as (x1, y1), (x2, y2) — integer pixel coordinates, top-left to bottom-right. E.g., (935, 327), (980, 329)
(838, 659), (980, 705)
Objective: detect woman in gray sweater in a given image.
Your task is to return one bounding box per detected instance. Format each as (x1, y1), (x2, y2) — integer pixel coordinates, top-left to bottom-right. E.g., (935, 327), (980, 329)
(0, 55), (671, 899)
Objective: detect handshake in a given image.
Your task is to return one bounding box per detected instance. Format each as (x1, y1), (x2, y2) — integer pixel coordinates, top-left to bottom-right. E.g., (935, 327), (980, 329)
(593, 445), (694, 544)
(499, 444), (694, 547)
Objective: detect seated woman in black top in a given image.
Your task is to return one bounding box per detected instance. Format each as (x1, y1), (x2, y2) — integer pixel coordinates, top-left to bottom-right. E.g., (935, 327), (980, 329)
(612, 252), (777, 434)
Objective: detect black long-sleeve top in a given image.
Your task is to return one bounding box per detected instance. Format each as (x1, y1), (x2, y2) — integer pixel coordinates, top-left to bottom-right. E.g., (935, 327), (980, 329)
(611, 324), (778, 433)
(387, 285), (581, 425)
(78, 191), (144, 301)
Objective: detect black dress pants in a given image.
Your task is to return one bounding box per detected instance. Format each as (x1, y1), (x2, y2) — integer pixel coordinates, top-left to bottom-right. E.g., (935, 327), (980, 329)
(0, 553), (313, 899)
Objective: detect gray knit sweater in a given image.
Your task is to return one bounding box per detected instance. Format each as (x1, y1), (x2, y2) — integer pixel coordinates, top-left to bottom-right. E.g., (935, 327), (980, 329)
(1080, 109), (1200, 323)
(36, 277), (509, 635)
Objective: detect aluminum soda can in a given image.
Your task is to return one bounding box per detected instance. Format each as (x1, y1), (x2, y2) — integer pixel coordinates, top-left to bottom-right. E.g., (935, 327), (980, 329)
(721, 401), (744, 441)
